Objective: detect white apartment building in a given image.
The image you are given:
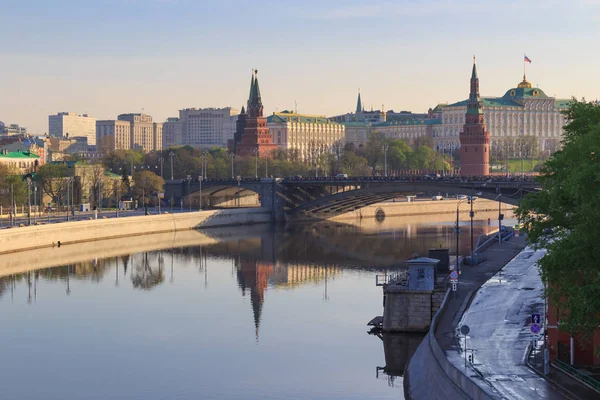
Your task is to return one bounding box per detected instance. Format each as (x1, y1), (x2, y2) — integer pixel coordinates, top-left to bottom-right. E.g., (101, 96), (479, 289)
(96, 120), (131, 152)
(267, 111), (345, 161)
(163, 108), (237, 149)
(48, 112), (97, 145)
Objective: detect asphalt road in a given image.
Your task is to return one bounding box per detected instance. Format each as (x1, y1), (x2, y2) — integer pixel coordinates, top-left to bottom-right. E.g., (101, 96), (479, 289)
(452, 247), (567, 399)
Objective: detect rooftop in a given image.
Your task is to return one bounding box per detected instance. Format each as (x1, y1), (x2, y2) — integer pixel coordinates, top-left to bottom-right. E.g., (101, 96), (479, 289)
(267, 111), (342, 125)
(0, 150), (40, 159)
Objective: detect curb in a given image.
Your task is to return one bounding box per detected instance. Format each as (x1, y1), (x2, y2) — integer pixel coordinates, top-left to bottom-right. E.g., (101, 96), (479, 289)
(525, 343), (580, 400)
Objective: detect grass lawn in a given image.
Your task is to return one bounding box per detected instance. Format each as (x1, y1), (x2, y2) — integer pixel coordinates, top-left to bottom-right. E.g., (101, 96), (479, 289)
(490, 159), (543, 173)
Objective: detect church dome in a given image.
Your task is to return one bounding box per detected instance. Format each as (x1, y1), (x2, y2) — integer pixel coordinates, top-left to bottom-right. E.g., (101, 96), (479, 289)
(502, 76), (548, 99)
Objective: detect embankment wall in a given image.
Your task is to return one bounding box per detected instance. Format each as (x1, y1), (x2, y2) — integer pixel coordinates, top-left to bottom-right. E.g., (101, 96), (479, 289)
(0, 208), (272, 256)
(331, 199), (514, 221)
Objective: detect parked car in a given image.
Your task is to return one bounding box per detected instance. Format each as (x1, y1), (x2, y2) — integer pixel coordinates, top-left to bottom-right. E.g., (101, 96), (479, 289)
(457, 194), (468, 200)
(336, 173), (348, 179)
(432, 195), (444, 201)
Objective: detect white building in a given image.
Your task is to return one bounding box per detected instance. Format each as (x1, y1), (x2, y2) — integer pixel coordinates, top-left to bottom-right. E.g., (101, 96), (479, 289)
(436, 76), (569, 153)
(163, 108), (237, 149)
(96, 120), (131, 152)
(267, 111), (345, 161)
(48, 112), (97, 145)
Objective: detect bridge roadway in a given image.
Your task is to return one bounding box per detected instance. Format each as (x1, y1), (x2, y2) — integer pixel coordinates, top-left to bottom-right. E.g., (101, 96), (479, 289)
(164, 176), (540, 221)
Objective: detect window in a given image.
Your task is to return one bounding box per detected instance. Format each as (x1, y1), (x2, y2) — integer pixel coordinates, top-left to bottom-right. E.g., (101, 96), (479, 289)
(418, 268), (425, 279)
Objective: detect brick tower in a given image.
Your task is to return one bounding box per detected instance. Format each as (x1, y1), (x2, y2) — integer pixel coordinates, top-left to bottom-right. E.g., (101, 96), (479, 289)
(459, 58), (491, 176)
(235, 70), (278, 157)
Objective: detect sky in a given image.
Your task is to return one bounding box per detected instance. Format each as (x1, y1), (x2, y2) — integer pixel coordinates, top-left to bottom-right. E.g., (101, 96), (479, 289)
(1, 0), (599, 133)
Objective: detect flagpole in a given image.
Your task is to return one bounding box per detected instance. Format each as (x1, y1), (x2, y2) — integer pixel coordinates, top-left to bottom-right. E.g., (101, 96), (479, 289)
(523, 53), (526, 78)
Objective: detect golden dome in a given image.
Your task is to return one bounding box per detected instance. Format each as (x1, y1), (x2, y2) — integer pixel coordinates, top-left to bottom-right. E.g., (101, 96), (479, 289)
(517, 74), (532, 88)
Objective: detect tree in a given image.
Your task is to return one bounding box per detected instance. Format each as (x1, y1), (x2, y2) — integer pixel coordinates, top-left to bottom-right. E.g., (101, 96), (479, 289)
(339, 150), (371, 176)
(37, 163), (68, 204)
(133, 171), (165, 213)
(516, 99), (600, 342)
(0, 165), (28, 207)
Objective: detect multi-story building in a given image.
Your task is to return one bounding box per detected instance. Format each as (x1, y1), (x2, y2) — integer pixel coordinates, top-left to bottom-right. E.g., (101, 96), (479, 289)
(267, 111), (345, 161)
(0, 122), (27, 136)
(165, 108), (237, 149)
(96, 120), (131, 152)
(48, 112), (97, 146)
(153, 122), (163, 151)
(117, 113), (155, 152)
(162, 117), (182, 149)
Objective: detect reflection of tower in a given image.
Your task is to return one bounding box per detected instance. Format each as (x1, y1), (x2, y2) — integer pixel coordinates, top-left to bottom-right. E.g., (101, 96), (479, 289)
(236, 259), (274, 340)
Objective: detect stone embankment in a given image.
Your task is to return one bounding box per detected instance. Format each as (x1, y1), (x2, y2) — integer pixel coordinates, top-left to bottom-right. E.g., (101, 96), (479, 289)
(331, 198), (512, 221)
(0, 207), (272, 256)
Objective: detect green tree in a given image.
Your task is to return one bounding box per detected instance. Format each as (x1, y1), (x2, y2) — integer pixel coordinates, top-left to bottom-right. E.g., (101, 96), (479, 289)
(516, 99), (600, 342)
(340, 150), (371, 176)
(37, 163), (68, 204)
(0, 165), (28, 207)
(133, 171), (165, 213)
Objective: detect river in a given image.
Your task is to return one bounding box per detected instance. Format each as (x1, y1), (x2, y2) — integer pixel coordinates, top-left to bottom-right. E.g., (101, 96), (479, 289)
(0, 210), (515, 400)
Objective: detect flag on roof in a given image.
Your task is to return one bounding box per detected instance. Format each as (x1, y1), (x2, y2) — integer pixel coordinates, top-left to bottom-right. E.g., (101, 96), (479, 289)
(524, 55), (532, 63)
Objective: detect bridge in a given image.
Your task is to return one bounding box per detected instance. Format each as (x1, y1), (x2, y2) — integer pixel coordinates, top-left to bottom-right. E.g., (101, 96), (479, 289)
(164, 177), (540, 222)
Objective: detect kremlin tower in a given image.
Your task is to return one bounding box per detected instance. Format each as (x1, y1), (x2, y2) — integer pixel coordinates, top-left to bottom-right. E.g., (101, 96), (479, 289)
(235, 69), (278, 157)
(459, 58), (491, 176)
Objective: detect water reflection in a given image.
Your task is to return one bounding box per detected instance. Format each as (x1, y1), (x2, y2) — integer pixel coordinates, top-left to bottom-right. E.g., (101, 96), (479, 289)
(0, 212), (515, 400)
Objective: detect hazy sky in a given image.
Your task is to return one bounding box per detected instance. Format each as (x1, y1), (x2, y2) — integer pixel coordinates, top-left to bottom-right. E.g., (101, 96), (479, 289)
(2, 0), (599, 133)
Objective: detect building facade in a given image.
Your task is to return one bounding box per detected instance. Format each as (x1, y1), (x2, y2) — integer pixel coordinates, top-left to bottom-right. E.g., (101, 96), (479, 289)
(161, 108), (237, 149)
(267, 111), (345, 161)
(48, 112), (97, 146)
(235, 70), (278, 157)
(117, 113), (155, 152)
(96, 120), (131, 152)
(0, 150), (40, 173)
(435, 77), (569, 153)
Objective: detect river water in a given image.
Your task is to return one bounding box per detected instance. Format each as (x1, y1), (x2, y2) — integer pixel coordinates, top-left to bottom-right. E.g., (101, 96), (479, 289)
(0, 210), (514, 400)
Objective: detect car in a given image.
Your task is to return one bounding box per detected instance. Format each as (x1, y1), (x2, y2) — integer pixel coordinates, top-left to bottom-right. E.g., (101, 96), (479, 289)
(432, 195), (444, 201)
(426, 173), (441, 180)
(336, 173), (348, 179)
(457, 194), (468, 200)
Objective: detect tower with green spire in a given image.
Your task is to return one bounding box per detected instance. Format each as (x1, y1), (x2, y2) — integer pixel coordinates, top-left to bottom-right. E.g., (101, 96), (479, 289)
(355, 89), (362, 114)
(235, 69), (278, 156)
(459, 57), (490, 176)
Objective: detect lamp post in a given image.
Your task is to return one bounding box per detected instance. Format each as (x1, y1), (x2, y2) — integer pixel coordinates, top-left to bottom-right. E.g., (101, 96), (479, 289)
(169, 151), (175, 180)
(253, 148), (258, 179)
(265, 151), (269, 178)
(159, 156), (164, 179)
(469, 195), (477, 263)
(496, 193), (503, 244)
(187, 175), (192, 211)
(455, 199), (468, 273)
(202, 149), (209, 179)
(236, 175), (241, 208)
(33, 184), (38, 224)
(382, 143), (389, 177)
(198, 175), (203, 210)
(66, 178), (70, 222)
(229, 153), (235, 179)
(26, 177), (32, 226)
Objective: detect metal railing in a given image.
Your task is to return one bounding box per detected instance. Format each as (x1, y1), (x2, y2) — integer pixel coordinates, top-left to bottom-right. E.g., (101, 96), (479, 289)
(553, 359), (600, 392)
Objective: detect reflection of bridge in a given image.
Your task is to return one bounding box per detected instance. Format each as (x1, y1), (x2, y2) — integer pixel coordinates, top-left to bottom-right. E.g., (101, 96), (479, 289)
(164, 178), (540, 220)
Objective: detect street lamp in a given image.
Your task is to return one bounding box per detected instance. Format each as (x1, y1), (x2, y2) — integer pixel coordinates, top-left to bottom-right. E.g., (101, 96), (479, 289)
(455, 199), (468, 273)
(198, 175), (203, 211)
(169, 151), (175, 180)
(229, 153), (235, 179)
(236, 175), (241, 208)
(264, 150), (269, 178)
(26, 177), (32, 226)
(382, 143), (389, 177)
(252, 148), (259, 179)
(468, 195), (477, 263)
(159, 156), (164, 179)
(187, 175), (192, 211)
(202, 149), (209, 179)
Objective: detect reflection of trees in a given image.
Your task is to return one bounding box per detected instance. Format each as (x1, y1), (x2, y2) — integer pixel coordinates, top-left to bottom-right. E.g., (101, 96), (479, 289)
(131, 252), (164, 290)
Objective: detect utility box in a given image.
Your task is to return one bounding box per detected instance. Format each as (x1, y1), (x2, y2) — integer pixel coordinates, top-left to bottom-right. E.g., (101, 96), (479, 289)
(79, 203), (90, 212)
(429, 248), (450, 272)
(405, 257), (439, 291)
